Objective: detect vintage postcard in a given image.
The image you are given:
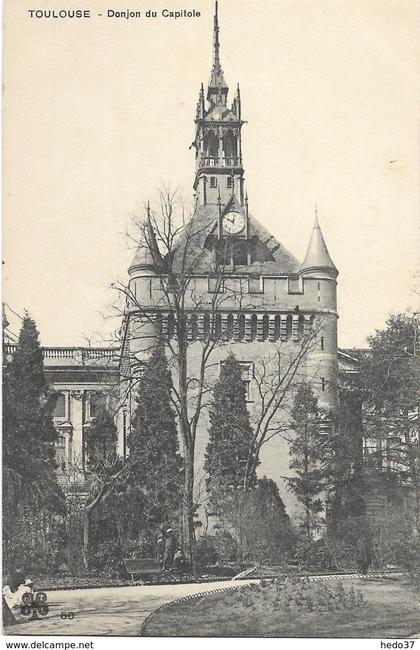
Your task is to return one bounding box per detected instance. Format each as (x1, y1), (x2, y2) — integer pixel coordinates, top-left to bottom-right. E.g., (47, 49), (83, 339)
(2, 0), (419, 643)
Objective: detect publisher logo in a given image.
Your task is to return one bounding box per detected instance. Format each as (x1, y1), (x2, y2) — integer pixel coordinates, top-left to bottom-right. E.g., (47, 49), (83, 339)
(20, 591), (49, 620)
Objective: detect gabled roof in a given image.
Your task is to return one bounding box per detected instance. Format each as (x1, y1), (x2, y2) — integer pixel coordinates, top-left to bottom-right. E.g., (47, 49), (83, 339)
(204, 106), (238, 122)
(170, 203), (300, 275)
(223, 193), (246, 217)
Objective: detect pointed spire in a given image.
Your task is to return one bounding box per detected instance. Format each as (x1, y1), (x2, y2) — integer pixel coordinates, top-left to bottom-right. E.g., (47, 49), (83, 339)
(314, 203), (319, 227)
(128, 203), (163, 274)
(208, 1), (228, 101)
(300, 208), (337, 275)
(235, 83), (241, 119)
(200, 83), (205, 117)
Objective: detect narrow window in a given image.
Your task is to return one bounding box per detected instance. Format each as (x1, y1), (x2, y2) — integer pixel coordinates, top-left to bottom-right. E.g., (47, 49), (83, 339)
(321, 377), (325, 392)
(90, 392), (106, 418)
(321, 336), (324, 351)
(227, 176), (232, 188)
(53, 393), (66, 418)
(210, 176), (217, 188)
(56, 435), (67, 472)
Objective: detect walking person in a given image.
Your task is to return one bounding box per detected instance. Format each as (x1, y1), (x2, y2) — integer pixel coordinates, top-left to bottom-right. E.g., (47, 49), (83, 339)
(156, 533), (165, 569)
(356, 534), (372, 575)
(163, 528), (175, 570)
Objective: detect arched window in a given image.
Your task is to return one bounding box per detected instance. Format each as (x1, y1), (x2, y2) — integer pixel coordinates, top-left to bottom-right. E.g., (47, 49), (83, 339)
(223, 131), (237, 165)
(204, 131), (219, 163)
(53, 392), (66, 418)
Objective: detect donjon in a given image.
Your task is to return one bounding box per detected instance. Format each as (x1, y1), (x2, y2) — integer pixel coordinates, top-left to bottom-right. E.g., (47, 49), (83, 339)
(121, 2), (339, 516)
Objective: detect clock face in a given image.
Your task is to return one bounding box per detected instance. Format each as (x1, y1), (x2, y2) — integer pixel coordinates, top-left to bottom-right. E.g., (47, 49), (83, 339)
(223, 211), (245, 234)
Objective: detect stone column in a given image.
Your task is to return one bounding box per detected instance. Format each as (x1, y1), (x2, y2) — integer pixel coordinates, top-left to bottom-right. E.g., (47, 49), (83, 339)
(70, 390), (84, 475)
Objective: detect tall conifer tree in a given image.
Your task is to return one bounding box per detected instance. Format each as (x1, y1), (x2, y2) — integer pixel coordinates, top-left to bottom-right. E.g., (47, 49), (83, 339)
(205, 354), (256, 512)
(288, 383), (327, 538)
(3, 314), (60, 497)
(127, 348), (183, 533)
(3, 315), (63, 570)
(86, 405), (118, 468)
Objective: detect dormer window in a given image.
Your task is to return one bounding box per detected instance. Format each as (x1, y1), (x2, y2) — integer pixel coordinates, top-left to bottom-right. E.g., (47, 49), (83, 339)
(232, 240), (248, 266)
(215, 240), (249, 267)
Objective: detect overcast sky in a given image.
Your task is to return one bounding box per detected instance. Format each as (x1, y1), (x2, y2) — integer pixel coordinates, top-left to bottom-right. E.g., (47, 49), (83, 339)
(3, 0), (419, 348)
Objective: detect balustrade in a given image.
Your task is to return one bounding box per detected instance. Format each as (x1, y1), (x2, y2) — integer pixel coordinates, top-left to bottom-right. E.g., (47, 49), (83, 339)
(199, 155), (242, 168)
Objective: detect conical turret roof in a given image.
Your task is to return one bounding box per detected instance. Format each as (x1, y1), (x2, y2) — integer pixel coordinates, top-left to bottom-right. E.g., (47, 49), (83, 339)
(128, 210), (163, 274)
(300, 213), (337, 275)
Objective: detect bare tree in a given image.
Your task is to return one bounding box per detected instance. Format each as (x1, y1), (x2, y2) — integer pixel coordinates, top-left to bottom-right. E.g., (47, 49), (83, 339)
(113, 189), (251, 571)
(60, 447), (131, 570)
(244, 330), (324, 489)
(112, 187), (328, 571)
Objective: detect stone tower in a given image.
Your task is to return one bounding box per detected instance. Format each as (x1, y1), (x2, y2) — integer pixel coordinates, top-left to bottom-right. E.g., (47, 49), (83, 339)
(193, 1), (244, 207)
(122, 2), (339, 513)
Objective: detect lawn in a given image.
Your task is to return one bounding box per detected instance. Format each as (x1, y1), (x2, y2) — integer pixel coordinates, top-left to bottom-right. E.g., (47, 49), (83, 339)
(142, 576), (420, 638)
